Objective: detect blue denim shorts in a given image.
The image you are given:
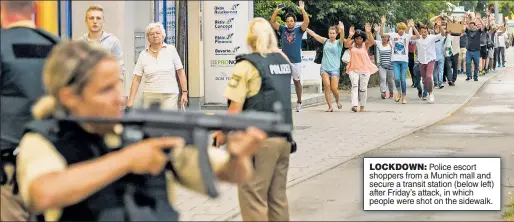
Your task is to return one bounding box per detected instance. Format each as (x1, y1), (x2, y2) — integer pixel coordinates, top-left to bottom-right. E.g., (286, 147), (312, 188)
(320, 68), (340, 78)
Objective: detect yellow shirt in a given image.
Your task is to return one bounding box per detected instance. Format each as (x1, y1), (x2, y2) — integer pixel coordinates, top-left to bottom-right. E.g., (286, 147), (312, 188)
(223, 60), (262, 104)
(16, 133), (230, 221)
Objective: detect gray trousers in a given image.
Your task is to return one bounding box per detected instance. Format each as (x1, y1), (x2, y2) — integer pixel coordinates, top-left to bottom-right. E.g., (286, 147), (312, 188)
(379, 66), (395, 93)
(495, 47), (505, 65)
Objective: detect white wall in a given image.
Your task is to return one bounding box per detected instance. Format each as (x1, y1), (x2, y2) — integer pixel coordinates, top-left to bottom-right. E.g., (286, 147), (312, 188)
(71, 1), (154, 106)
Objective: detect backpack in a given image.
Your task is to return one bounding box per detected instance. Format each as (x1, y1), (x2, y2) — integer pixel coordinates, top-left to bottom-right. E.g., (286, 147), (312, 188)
(314, 39), (328, 64)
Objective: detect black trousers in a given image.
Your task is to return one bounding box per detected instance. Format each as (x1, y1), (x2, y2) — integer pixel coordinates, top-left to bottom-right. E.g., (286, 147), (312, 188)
(445, 53), (459, 82)
(409, 52), (415, 86)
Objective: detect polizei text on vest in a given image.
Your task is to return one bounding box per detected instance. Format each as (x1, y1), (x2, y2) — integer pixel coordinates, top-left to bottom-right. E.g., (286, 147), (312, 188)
(269, 64), (292, 75)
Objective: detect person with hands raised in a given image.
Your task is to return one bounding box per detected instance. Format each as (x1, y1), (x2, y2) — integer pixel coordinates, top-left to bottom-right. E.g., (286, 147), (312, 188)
(413, 20), (446, 104)
(462, 11), (486, 81)
(380, 16), (420, 104)
(15, 40), (269, 221)
(270, 1), (309, 112)
(306, 21), (345, 112)
(344, 24), (378, 112)
(376, 24), (396, 100)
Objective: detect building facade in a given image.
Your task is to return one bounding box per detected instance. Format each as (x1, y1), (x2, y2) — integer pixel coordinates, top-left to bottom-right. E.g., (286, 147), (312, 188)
(38, 1), (253, 110)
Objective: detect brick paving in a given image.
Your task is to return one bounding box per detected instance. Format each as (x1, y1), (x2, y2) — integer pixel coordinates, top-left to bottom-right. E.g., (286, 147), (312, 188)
(175, 67), (504, 221)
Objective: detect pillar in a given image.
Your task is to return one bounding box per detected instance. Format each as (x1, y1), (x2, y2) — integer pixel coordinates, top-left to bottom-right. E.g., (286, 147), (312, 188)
(36, 0), (59, 35)
(186, 1), (203, 110)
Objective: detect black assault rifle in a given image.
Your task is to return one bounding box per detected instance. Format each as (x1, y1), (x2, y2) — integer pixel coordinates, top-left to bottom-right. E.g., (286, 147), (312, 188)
(56, 102), (293, 199)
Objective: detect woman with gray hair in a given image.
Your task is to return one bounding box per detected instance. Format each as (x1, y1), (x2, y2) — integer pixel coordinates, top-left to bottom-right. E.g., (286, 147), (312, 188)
(126, 22), (188, 110)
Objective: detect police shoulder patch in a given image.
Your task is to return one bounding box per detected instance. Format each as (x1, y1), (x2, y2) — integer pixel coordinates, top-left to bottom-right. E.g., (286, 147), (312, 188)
(228, 75), (242, 88)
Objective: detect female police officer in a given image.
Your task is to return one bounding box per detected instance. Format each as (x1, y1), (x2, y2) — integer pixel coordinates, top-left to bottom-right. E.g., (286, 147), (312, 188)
(15, 40), (267, 221)
(212, 17), (294, 221)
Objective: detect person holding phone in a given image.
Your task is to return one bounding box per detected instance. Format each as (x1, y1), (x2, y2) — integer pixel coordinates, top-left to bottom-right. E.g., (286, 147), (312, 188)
(270, 1), (309, 112)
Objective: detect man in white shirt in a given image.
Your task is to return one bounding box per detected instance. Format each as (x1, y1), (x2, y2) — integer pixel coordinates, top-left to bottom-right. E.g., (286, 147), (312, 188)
(433, 24), (446, 88)
(413, 24), (444, 103)
(443, 28), (460, 86)
(447, 31), (461, 85)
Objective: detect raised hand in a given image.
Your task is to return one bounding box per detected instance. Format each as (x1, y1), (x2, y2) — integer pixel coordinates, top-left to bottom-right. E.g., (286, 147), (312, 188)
(298, 0), (305, 10)
(365, 23), (372, 33)
(349, 26), (355, 37)
(276, 3), (286, 11)
(338, 21), (344, 30)
(381, 15), (386, 24)
(408, 19), (415, 27)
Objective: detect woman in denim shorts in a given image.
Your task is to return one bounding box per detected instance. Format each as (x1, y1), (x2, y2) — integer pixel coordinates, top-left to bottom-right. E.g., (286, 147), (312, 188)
(306, 22), (345, 112)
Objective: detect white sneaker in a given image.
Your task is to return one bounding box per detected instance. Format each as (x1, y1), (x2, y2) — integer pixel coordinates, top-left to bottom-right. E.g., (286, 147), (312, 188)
(296, 103), (302, 112)
(428, 93), (435, 103)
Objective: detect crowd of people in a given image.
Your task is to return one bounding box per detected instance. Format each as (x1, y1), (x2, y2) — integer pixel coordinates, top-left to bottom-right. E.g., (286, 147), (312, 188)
(299, 5), (511, 110)
(1, 1), (512, 222)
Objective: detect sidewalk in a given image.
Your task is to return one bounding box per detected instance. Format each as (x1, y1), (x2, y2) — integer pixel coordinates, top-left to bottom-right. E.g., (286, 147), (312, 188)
(282, 58), (514, 221)
(175, 59), (509, 221)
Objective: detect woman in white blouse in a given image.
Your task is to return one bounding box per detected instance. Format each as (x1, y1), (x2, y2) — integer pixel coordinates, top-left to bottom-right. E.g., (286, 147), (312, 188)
(126, 22), (188, 110)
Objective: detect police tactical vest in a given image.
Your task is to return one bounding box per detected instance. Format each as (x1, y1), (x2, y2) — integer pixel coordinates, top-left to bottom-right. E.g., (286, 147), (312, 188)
(0, 27), (60, 151)
(25, 120), (179, 221)
(233, 53), (293, 137)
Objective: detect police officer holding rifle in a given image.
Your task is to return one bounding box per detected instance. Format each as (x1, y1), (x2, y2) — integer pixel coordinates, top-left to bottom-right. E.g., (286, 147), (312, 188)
(14, 40), (278, 221)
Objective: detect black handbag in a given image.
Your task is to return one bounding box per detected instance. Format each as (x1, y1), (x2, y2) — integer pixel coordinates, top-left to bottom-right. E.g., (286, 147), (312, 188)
(314, 39), (327, 64)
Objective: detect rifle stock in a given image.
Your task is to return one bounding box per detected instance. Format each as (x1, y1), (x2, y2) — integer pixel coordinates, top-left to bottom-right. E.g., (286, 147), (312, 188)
(57, 107), (293, 198)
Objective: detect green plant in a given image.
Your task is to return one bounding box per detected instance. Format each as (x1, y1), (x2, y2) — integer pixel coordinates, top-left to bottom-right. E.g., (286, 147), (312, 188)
(503, 191), (514, 220)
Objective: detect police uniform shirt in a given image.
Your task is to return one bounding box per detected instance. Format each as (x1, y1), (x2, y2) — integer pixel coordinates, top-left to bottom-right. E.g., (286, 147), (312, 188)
(224, 60), (262, 104)
(16, 132), (231, 221)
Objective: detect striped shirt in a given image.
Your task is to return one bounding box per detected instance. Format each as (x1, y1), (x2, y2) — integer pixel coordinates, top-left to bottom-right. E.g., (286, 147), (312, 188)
(377, 43), (393, 70)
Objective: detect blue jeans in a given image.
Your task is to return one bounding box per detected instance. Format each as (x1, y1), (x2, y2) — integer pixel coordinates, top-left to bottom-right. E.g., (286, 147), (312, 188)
(392, 61), (408, 95)
(433, 57), (445, 86)
(466, 50), (480, 79)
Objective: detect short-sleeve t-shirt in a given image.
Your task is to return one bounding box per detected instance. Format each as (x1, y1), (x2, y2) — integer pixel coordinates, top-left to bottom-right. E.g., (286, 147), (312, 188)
(388, 33), (412, 62)
(321, 39), (344, 73)
(279, 25), (304, 63)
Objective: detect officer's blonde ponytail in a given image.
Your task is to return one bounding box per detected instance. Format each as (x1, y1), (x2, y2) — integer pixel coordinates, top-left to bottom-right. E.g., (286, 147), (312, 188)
(246, 17), (278, 56)
(32, 40), (112, 119)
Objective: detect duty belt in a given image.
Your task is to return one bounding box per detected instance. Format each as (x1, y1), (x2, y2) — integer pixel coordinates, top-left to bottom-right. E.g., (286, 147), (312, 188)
(1, 150), (19, 194)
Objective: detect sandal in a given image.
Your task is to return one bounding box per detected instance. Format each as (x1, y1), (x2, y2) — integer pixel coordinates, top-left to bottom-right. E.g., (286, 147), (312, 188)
(325, 108), (333, 112)
(337, 102), (342, 109)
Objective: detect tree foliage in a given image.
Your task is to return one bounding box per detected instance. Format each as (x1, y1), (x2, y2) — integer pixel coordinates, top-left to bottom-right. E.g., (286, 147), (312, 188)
(457, 0), (514, 20)
(495, 0), (514, 20)
(255, 0), (456, 44)
(253, 0), (460, 88)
